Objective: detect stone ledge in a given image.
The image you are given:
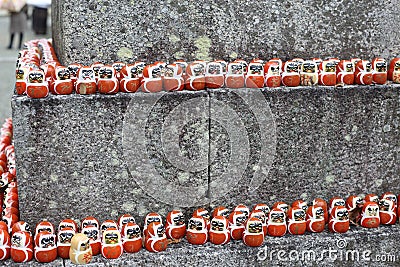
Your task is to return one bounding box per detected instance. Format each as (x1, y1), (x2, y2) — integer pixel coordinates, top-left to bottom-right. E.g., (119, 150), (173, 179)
(52, 1), (400, 64)
(11, 84), (400, 226)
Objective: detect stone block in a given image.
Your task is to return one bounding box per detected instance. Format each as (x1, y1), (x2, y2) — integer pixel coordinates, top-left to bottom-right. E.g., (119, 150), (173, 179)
(208, 88), (276, 208)
(12, 91), (209, 226)
(52, 1), (400, 65)
(3, 258), (63, 266)
(11, 85), (400, 225)
(208, 85), (400, 208)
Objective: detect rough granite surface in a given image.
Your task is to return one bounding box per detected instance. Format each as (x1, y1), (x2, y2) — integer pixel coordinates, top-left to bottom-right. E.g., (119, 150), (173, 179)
(12, 91), (210, 226)
(12, 85), (400, 226)
(52, 0), (400, 65)
(209, 85), (400, 209)
(3, 225), (400, 266)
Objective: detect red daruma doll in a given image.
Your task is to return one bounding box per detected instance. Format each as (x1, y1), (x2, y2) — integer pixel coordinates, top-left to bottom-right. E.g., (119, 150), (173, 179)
(306, 205), (325, 233)
(242, 217), (264, 247)
(328, 206), (349, 233)
(173, 60), (188, 87)
(41, 63), (56, 85)
(388, 58), (400, 83)
(228, 211), (246, 240)
(11, 231), (34, 263)
(186, 215), (208, 245)
(281, 61), (300, 87)
(121, 223), (142, 253)
(91, 62), (104, 83)
(245, 62), (264, 88)
(68, 63), (82, 87)
(26, 70), (49, 98)
(120, 63), (142, 93)
(209, 216), (230, 245)
(336, 60), (355, 86)
(359, 202), (380, 228)
(205, 61), (224, 89)
(57, 227), (75, 259)
(264, 61), (281, 87)
(144, 222), (168, 252)
(75, 66), (97, 95)
(267, 208), (287, 237)
(112, 62), (126, 81)
(142, 63), (163, 93)
(249, 210), (267, 235)
(355, 60), (373, 85)
(15, 67), (30, 95)
(216, 59), (228, 79)
(97, 65), (119, 94)
(269, 58), (283, 75)
(379, 198), (397, 225)
(34, 231), (57, 263)
(287, 207), (306, 235)
(371, 57), (387, 84)
(186, 61), (206, 91)
(225, 61), (245, 88)
(101, 228), (123, 259)
(165, 210), (186, 240)
(318, 60), (337, 86)
(163, 64), (184, 91)
(52, 66), (74, 95)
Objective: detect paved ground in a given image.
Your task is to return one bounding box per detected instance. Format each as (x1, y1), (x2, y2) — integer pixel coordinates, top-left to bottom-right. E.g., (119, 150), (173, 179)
(0, 9), (51, 123)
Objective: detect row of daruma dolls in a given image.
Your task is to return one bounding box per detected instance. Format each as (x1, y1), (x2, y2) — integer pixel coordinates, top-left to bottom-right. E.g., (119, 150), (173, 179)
(0, 118), (19, 248)
(14, 40), (400, 98)
(1, 192), (399, 264)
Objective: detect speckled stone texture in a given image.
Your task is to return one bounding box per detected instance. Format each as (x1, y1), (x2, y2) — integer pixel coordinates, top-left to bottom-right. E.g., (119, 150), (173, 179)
(12, 91), (210, 227)
(2, 258), (63, 266)
(12, 85), (400, 225)
(210, 85), (400, 208)
(10, 85), (400, 265)
(52, 0), (400, 65)
(2, 226), (400, 266)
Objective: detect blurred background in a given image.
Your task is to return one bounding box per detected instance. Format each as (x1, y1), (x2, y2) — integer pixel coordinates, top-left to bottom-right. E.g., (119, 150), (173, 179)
(0, 0), (51, 123)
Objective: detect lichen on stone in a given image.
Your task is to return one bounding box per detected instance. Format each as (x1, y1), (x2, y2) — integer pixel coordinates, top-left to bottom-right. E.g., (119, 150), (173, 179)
(325, 174), (335, 184)
(229, 52), (238, 59)
(383, 125), (391, 132)
(50, 174), (58, 182)
(169, 34), (180, 44)
(80, 186), (89, 194)
(117, 47), (134, 60)
(122, 202), (134, 211)
(194, 36), (212, 61)
(375, 179), (383, 187)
